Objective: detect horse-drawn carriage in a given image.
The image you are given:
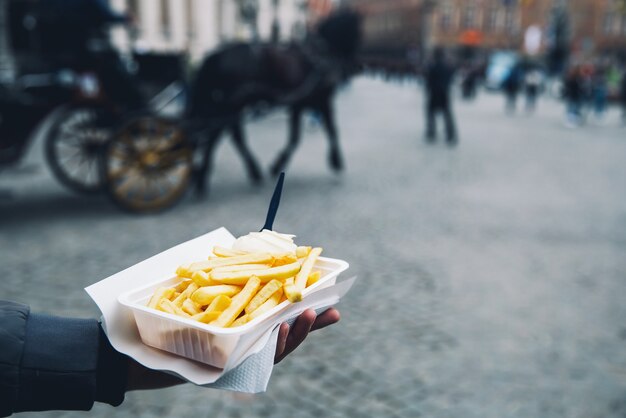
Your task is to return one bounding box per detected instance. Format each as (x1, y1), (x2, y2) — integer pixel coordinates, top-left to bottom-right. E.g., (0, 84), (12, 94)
(1, 0), (361, 213)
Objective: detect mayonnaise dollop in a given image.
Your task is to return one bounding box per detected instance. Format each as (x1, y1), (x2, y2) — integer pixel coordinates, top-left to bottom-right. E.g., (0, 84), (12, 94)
(232, 230), (297, 254)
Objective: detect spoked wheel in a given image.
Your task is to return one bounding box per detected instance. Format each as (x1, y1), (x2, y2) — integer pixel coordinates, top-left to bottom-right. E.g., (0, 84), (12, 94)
(102, 115), (193, 213)
(45, 105), (112, 194)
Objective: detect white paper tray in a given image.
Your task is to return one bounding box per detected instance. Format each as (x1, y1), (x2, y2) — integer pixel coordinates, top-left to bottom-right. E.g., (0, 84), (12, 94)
(118, 256), (349, 368)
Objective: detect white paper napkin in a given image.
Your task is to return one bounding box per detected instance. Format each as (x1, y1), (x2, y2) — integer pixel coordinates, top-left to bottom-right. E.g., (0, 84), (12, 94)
(85, 227), (356, 393)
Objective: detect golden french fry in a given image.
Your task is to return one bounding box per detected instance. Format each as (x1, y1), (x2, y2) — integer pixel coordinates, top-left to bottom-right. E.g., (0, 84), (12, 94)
(210, 276), (262, 327)
(172, 292), (181, 300)
(191, 285), (241, 305)
(147, 287), (175, 309)
(182, 298), (203, 315)
(159, 299), (190, 317)
(211, 264), (272, 273)
(272, 253), (298, 267)
(212, 246), (248, 257)
(172, 282), (199, 307)
(191, 310), (221, 323)
(245, 279), (283, 314)
(306, 271), (321, 287)
(296, 246), (312, 258)
(176, 265), (192, 278)
(157, 299), (176, 314)
(205, 294), (232, 312)
(248, 288), (283, 321)
(174, 278), (193, 292)
(192, 271), (215, 287)
(230, 315), (249, 327)
(294, 247), (322, 292)
(283, 277), (302, 303)
(189, 253), (274, 273)
(210, 261), (302, 285)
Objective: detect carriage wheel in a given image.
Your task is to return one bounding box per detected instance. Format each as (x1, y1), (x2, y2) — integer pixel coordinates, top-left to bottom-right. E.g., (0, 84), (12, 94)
(45, 105), (111, 194)
(102, 116), (192, 213)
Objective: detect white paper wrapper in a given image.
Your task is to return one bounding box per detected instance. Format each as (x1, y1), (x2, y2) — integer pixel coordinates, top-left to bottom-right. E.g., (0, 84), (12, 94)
(85, 227), (356, 392)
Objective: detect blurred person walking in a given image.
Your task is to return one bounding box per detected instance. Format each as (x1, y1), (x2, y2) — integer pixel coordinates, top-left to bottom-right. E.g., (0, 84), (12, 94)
(460, 63), (480, 101)
(563, 66), (584, 127)
(502, 63), (524, 114)
(523, 66), (542, 113)
(591, 67), (608, 121)
(424, 48), (457, 146)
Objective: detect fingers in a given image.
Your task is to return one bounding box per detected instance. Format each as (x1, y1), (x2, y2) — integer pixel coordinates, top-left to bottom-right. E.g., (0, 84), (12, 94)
(311, 308), (340, 331)
(274, 309), (316, 364)
(274, 308), (341, 364)
(286, 309), (316, 349)
(274, 322), (290, 363)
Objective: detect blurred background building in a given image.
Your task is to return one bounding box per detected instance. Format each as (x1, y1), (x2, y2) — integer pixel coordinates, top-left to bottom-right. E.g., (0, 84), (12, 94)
(1, 0), (626, 78)
(0, 0), (326, 76)
(108, 0), (311, 61)
(343, 0), (626, 73)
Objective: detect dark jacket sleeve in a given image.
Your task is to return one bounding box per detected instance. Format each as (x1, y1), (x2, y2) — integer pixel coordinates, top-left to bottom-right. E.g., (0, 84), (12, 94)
(0, 301), (129, 417)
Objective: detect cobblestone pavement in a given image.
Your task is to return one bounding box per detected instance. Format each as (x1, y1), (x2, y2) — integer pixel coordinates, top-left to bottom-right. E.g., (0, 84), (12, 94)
(2, 77), (626, 418)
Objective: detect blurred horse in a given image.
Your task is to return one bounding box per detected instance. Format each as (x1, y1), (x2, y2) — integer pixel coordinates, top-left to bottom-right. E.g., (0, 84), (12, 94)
(186, 10), (362, 194)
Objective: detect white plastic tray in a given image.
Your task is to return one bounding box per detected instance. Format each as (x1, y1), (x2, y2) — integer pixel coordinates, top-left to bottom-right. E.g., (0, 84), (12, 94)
(118, 256), (349, 368)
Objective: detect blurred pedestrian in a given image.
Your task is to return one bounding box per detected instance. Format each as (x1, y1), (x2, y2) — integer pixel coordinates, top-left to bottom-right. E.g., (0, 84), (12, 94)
(0, 300), (340, 416)
(563, 66), (584, 127)
(621, 68), (626, 125)
(424, 47), (457, 146)
(524, 66), (542, 113)
(502, 63), (523, 114)
(591, 66), (608, 121)
(461, 63), (479, 101)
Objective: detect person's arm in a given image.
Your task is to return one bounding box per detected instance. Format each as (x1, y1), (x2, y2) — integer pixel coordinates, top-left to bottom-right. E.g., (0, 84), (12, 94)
(0, 301), (127, 417)
(0, 301), (340, 415)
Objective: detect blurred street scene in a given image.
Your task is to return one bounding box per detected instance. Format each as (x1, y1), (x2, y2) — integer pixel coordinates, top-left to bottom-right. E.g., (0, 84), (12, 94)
(1, 0), (626, 417)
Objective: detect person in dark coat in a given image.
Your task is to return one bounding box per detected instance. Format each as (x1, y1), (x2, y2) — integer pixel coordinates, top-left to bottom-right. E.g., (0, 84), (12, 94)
(563, 66), (584, 127)
(424, 47), (457, 145)
(0, 300), (339, 416)
(503, 63), (523, 113)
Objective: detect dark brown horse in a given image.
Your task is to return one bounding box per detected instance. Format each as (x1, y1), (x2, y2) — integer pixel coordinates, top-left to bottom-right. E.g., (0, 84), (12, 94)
(186, 10), (362, 194)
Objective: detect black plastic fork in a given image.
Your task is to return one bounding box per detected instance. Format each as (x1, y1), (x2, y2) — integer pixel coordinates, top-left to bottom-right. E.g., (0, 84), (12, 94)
(260, 172), (285, 232)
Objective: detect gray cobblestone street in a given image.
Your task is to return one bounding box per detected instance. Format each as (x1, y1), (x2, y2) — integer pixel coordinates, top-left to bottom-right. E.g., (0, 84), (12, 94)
(2, 77), (626, 417)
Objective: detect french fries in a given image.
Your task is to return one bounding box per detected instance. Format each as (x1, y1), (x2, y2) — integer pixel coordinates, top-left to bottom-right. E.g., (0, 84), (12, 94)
(283, 277), (302, 303)
(148, 287), (175, 309)
(191, 310), (222, 323)
(248, 288), (283, 321)
(210, 261), (302, 285)
(307, 271), (321, 287)
(296, 246), (312, 258)
(172, 283), (199, 307)
(212, 246), (248, 257)
(189, 253), (274, 273)
(210, 276), (261, 327)
(191, 285), (241, 305)
(211, 263), (271, 273)
(145, 243), (325, 328)
(245, 279), (283, 314)
(294, 247), (322, 292)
